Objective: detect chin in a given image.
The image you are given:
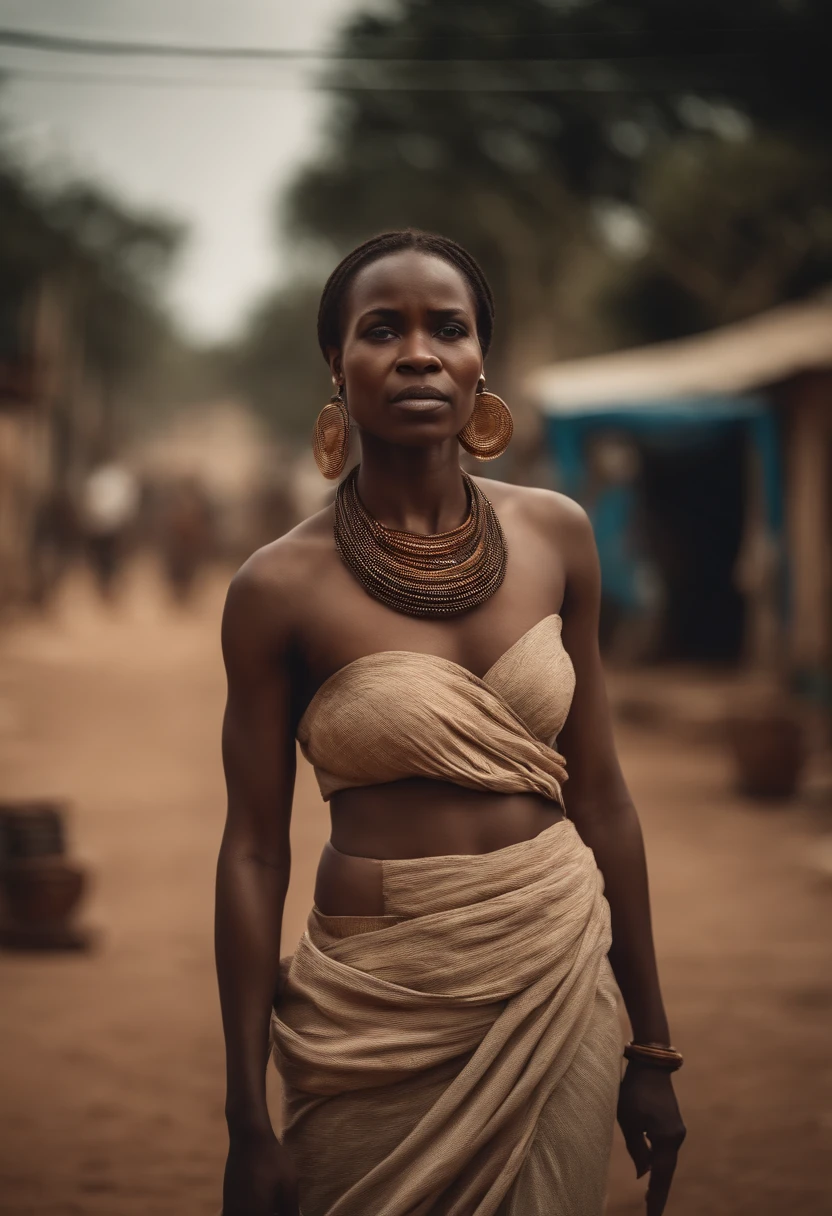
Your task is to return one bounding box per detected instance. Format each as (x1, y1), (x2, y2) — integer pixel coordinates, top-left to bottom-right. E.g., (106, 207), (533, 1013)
(394, 423), (460, 447)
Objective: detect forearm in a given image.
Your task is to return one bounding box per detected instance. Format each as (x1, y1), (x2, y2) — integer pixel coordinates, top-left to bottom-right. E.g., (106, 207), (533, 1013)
(215, 831), (290, 1138)
(571, 800), (671, 1044)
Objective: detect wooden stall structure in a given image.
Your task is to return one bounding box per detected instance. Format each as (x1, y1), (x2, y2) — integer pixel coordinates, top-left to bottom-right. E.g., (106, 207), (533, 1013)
(527, 296), (832, 707)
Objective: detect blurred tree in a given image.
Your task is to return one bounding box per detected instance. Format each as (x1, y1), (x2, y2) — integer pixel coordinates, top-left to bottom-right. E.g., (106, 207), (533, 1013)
(288, 0), (830, 208)
(226, 281), (326, 437)
(234, 0), (832, 435)
(604, 133), (832, 341)
(46, 183), (189, 432)
(0, 109), (201, 451)
(0, 136), (63, 395)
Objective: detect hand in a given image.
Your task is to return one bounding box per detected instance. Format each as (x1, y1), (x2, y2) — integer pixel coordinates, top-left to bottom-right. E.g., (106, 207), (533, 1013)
(222, 1127), (299, 1216)
(617, 1064), (686, 1215)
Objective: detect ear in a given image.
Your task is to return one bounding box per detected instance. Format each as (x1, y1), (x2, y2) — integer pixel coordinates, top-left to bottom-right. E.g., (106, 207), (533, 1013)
(327, 349), (343, 388)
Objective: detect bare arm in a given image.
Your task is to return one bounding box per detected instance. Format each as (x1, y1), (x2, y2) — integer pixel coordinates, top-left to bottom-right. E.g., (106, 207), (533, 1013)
(556, 500), (685, 1214)
(216, 558), (298, 1214)
(556, 503), (669, 1045)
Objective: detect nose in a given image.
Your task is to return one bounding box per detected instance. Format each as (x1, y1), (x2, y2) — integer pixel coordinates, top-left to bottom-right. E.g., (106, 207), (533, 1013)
(395, 335), (442, 376)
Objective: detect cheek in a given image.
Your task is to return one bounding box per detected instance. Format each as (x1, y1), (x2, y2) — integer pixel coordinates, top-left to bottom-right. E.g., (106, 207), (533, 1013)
(453, 342), (484, 386)
(342, 342), (385, 387)
(341, 346), (390, 419)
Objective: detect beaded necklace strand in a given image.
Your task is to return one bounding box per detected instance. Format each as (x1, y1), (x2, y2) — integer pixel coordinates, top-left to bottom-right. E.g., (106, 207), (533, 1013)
(334, 466), (507, 618)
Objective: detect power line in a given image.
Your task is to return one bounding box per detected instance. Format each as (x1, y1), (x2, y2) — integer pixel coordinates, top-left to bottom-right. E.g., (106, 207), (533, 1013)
(0, 23), (783, 63)
(0, 27), (316, 60)
(0, 24), (768, 93)
(0, 67), (310, 91)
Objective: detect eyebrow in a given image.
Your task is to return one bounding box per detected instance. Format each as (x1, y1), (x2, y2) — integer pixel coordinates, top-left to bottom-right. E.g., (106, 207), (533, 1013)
(357, 306), (471, 324)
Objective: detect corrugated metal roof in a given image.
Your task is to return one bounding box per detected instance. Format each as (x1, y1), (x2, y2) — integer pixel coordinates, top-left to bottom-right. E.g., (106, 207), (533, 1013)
(527, 295), (832, 413)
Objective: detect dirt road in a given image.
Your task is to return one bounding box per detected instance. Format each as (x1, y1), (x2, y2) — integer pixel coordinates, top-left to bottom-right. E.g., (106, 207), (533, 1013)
(1, 564), (830, 1215)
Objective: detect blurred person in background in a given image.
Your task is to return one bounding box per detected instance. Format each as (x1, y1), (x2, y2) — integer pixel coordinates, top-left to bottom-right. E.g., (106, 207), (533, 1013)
(28, 482), (79, 608)
(248, 471), (299, 557)
(159, 475), (215, 604)
(216, 230), (685, 1216)
(79, 456), (140, 601)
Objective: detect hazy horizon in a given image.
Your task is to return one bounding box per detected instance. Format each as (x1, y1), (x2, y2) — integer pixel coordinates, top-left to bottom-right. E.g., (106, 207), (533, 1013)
(0, 0), (367, 341)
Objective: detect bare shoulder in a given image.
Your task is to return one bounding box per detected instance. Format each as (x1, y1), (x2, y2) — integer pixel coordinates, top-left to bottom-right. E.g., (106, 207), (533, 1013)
(222, 504), (335, 656)
(473, 476), (593, 550)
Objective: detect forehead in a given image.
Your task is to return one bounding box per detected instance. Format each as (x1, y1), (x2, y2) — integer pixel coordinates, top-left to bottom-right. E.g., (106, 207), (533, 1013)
(345, 250), (476, 319)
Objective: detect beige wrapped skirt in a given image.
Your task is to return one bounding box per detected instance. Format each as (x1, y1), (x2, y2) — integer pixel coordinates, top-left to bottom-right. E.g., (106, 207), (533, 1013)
(271, 819), (621, 1215)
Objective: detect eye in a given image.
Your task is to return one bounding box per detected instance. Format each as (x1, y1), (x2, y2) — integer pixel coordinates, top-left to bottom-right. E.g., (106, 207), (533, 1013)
(437, 323), (467, 339)
(366, 325), (398, 341)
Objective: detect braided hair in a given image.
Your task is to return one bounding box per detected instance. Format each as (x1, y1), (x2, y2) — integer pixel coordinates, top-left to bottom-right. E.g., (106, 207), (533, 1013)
(317, 229), (495, 360)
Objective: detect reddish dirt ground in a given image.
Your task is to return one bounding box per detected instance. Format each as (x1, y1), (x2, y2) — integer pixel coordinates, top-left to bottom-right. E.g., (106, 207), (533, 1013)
(0, 563), (830, 1216)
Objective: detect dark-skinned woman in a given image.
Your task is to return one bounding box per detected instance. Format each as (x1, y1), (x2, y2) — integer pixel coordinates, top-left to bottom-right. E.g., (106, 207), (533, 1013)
(216, 230), (686, 1216)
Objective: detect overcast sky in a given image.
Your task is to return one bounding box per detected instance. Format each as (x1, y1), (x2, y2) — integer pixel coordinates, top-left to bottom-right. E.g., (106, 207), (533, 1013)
(0, 0), (368, 340)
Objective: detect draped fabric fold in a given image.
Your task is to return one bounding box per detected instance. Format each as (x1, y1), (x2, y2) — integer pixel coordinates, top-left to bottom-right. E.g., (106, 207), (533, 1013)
(271, 820), (622, 1216)
(296, 615), (575, 806)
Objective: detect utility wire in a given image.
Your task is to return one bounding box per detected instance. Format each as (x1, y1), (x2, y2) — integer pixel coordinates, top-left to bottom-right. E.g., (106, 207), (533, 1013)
(0, 27), (317, 60)
(0, 24), (767, 92)
(0, 23), (781, 62)
(0, 67), (312, 91)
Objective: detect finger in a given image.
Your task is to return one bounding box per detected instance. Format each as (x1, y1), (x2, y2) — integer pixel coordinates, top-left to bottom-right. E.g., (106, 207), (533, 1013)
(645, 1144), (679, 1216)
(622, 1127), (652, 1179)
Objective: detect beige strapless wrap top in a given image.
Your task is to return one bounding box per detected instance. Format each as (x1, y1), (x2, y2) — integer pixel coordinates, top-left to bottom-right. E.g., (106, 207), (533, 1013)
(297, 613), (575, 806)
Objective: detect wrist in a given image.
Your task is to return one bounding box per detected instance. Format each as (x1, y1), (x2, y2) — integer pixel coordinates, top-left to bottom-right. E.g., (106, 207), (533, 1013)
(624, 1040), (684, 1072)
(629, 1015), (670, 1045)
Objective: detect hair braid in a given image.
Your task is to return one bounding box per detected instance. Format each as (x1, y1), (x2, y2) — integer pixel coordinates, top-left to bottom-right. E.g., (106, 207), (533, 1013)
(317, 229), (495, 360)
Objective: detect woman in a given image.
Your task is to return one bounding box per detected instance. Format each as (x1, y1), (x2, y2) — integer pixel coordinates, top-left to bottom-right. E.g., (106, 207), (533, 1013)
(216, 230), (686, 1216)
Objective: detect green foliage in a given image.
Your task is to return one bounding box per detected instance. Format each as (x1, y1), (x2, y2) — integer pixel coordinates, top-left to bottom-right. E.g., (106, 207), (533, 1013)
(603, 132), (832, 342)
(228, 281), (331, 439)
(0, 146), (64, 358)
(286, 0), (831, 238)
(0, 109), (197, 431)
(235, 0), (832, 427)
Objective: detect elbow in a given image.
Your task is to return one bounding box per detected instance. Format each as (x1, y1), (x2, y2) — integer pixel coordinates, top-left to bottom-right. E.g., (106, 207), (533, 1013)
(218, 821), (291, 882)
(242, 847), (292, 882)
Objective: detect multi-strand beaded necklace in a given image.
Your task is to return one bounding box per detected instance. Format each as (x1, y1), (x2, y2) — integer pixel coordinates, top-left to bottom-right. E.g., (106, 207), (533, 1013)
(334, 466), (507, 618)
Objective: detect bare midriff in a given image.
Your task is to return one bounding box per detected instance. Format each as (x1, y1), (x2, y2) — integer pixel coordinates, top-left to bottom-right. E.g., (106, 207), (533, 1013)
(313, 778), (566, 916)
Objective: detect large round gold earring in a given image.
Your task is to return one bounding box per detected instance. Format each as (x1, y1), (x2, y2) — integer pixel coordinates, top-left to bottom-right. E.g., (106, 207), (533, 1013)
(458, 379), (513, 460)
(312, 387), (350, 479)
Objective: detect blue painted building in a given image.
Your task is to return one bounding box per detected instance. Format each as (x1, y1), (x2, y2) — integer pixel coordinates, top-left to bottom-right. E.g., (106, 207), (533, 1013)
(527, 299), (832, 700)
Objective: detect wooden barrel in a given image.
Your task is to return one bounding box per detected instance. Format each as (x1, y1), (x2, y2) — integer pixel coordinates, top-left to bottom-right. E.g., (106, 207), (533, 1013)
(725, 706), (807, 800)
(0, 802), (67, 860)
(1, 857), (86, 924)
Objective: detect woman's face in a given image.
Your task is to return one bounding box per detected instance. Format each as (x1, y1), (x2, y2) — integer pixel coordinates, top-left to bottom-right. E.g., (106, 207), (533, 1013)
(330, 250), (483, 448)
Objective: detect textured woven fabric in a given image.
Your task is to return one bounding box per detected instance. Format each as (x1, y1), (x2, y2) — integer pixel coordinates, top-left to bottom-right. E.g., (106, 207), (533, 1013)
(296, 614), (575, 805)
(271, 820), (621, 1216)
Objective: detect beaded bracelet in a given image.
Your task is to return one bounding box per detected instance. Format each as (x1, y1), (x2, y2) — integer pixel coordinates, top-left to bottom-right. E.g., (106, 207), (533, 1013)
(623, 1041), (684, 1072)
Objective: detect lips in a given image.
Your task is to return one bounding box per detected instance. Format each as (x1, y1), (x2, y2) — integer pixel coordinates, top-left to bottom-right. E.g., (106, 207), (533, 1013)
(391, 385), (450, 403)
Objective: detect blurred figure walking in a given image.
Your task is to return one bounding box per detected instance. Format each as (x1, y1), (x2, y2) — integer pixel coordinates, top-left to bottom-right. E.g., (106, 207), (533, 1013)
(28, 484), (79, 608)
(159, 476), (214, 604)
(80, 460), (139, 600)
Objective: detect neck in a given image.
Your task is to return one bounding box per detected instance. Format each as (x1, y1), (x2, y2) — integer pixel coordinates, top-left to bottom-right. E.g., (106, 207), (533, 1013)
(354, 433), (469, 534)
